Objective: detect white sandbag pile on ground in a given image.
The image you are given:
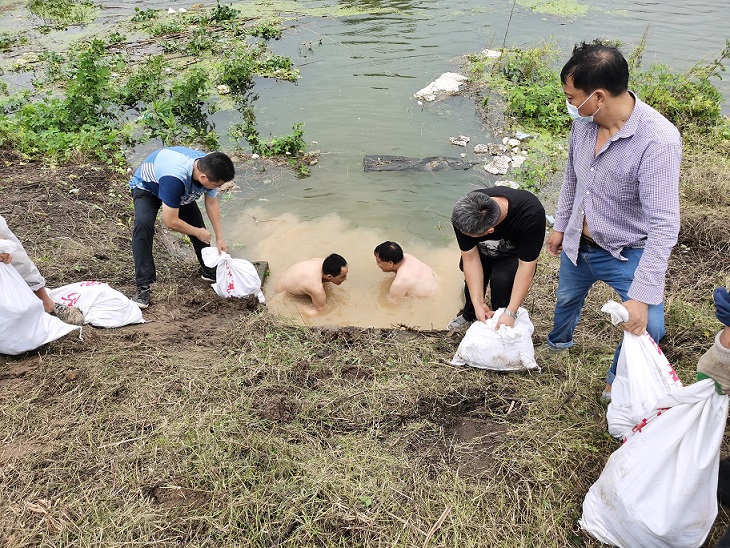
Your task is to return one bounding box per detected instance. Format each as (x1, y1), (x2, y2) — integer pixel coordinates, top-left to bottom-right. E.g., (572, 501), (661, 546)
(450, 307), (538, 371)
(48, 281), (144, 328)
(0, 240), (79, 355)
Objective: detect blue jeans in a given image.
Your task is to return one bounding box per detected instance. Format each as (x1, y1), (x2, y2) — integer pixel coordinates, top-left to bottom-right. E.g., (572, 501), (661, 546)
(546, 245), (666, 384)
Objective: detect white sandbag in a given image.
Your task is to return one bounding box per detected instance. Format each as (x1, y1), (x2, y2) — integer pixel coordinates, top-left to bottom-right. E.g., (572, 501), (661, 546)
(0, 260), (79, 355)
(202, 248), (265, 303)
(450, 307), (538, 371)
(580, 378), (728, 548)
(48, 281), (144, 328)
(602, 300), (683, 440)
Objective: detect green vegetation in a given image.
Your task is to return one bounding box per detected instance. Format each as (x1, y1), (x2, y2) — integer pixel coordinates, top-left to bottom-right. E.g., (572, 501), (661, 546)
(467, 37), (730, 190)
(27, 0), (97, 30)
(0, 2), (306, 171)
(0, 32), (28, 52)
(516, 0), (589, 18)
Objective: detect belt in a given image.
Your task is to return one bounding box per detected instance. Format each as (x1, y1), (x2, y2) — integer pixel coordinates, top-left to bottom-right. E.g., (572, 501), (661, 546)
(579, 234), (601, 249)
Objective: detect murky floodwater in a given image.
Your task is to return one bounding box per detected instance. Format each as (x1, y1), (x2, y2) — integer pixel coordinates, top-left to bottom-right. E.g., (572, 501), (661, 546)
(2, 0), (728, 328)
(216, 0), (729, 328)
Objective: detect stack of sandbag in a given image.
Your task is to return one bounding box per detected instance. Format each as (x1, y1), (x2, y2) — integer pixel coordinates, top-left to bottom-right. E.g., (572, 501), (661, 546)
(450, 307), (538, 371)
(0, 240), (79, 355)
(580, 301), (728, 547)
(580, 379), (727, 547)
(48, 281), (144, 328)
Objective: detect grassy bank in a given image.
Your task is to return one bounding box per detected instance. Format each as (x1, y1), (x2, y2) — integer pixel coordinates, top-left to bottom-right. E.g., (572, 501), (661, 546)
(1, 139), (728, 546)
(2, 18), (730, 548)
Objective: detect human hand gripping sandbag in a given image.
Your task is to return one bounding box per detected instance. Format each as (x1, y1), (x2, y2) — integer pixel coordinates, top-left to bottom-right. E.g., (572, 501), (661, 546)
(450, 307), (539, 371)
(201, 248), (265, 303)
(580, 378), (729, 548)
(48, 281), (144, 328)
(697, 287), (730, 394)
(602, 300), (682, 440)
(0, 241), (79, 355)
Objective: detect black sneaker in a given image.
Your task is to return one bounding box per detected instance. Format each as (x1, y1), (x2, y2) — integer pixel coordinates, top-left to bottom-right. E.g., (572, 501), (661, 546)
(199, 267), (216, 282)
(131, 287), (150, 309)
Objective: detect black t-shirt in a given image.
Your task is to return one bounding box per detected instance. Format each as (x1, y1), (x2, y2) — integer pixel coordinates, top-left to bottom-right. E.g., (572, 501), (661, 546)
(453, 187), (545, 262)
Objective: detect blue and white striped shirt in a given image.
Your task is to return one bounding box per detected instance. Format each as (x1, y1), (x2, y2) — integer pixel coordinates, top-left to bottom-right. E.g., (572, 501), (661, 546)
(128, 147), (218, 208)
(553, 93), (681, 305)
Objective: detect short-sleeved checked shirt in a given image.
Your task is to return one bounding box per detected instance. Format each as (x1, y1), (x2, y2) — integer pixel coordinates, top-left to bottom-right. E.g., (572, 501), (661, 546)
(553, 93), (681, 305)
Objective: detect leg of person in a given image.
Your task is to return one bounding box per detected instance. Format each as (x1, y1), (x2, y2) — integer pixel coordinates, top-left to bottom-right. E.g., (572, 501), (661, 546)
(599, 247), (666, 385)
(131, 188), (161, 307)
(487, 253), (519, 310)
(449, 255), (489, 329)
(178, 201), (216, 281)
(546, 250), (598, 351)
(0, 215), (84, 324)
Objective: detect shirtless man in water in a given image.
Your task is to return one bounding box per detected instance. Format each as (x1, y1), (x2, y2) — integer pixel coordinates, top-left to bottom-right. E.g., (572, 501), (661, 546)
(276, 254), (348, 313)
(374, 241), (439, 300)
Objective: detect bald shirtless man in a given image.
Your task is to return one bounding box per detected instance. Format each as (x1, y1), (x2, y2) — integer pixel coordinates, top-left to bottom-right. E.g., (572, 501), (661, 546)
(374, 241), (439, 300)
(276, 254), (348, 312)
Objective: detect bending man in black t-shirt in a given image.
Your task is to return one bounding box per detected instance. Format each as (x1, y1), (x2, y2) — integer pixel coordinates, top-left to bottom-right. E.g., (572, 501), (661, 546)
(448, 188), (546, 330)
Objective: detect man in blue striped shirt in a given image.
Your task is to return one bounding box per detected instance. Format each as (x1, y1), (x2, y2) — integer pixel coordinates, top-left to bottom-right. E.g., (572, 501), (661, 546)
(544, 41), (681, 401)
(128, 147), (235, 308)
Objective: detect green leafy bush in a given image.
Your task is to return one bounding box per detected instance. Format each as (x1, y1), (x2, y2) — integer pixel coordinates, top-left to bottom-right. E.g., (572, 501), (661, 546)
(207, 1), (239, 23)
(630, 40), (729, 132)
(470, 45), (570, 135)
(131, 7), (157, 22)
(250, 21), (282, 40)
(218, 47), (257, 93)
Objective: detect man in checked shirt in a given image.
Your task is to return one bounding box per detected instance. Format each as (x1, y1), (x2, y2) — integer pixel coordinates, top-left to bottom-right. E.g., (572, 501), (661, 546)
(544, 41), (681, 402)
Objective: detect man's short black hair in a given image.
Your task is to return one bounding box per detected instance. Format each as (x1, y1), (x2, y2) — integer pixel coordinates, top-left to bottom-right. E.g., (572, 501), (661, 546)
(451, 191), (500, 235)
(374, 241), (404, 264)
(323, 254), (347, 277)
(197, 152), (235, 183)
(560, 40), (629, 97)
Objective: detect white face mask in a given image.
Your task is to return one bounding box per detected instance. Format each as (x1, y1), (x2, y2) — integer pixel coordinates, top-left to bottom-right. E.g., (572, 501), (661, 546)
(566, 90), (599, 122)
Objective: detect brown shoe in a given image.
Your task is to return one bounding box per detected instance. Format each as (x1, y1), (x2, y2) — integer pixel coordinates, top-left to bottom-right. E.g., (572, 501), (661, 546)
(51, 303), (85, 325)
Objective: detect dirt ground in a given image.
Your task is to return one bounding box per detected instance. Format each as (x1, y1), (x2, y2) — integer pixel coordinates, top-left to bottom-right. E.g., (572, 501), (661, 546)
(2, 148), (730, 546)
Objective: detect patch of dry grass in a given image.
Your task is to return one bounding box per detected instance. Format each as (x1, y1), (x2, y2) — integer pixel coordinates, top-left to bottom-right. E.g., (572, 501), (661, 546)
(2, 134), (730, 547)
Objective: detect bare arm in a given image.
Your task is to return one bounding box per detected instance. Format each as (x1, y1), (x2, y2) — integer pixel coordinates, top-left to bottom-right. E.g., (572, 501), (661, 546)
(204, 193), (227, 253)
(388, 278), (408, 301)
(161, 204), (212, 244)
(309, 286), (327, 310)
(495, 259), (537, 328)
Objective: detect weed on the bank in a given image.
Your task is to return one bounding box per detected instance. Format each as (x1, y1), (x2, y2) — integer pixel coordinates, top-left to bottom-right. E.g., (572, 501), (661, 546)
(0, 3), (305, 170)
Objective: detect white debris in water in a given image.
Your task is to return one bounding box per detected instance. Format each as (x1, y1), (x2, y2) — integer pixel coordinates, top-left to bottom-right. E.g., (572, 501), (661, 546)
(495, 180), (521, 189)
(449, 135), (470, 147)
(481, 49), (502, 58)
(178, 7), (187, 12)
(414, 72), (468, 102)
(460, 153), (467, 158)
(216, 84), (231, 95)
(168, 7), (176, 14)
(484, 156), (511, 175)
(251, 154), (260, 159)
